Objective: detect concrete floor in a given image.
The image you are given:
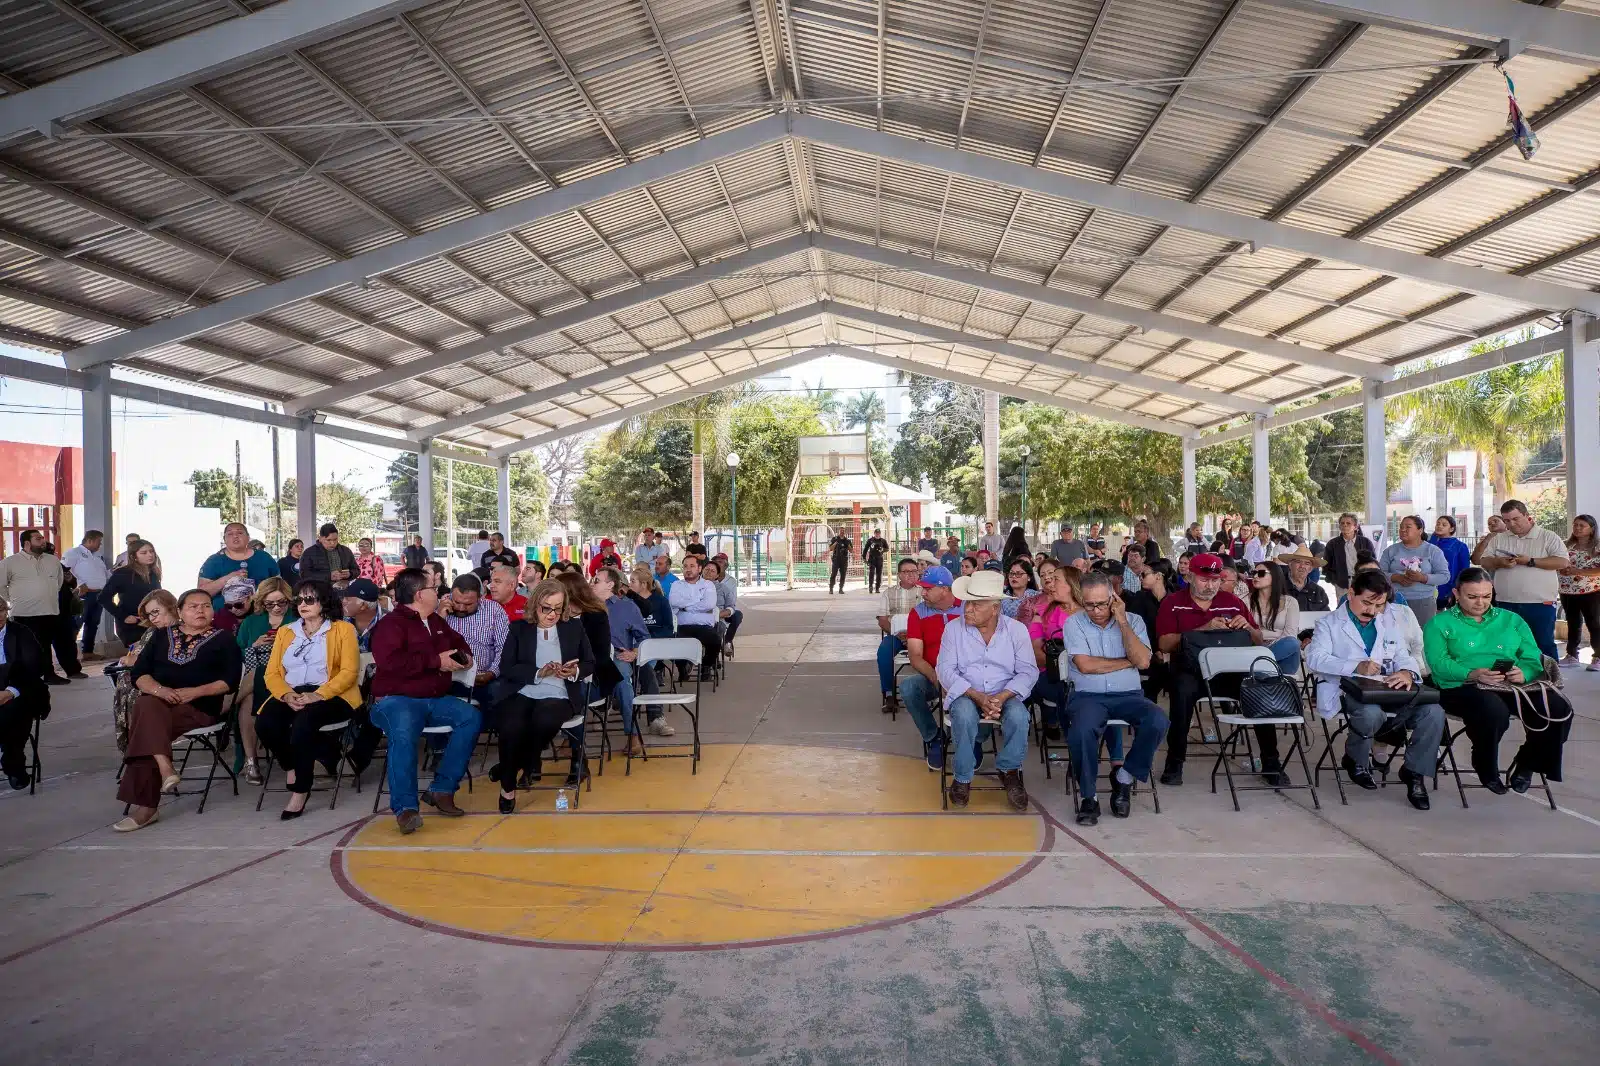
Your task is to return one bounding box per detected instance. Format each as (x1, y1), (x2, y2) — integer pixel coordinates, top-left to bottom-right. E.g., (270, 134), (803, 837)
(2, 585), (1597, 1065)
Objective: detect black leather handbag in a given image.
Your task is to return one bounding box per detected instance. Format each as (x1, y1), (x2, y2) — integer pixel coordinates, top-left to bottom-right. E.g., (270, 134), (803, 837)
(1339, 676), (1440, 708)
(1238, 661), (1303, 720)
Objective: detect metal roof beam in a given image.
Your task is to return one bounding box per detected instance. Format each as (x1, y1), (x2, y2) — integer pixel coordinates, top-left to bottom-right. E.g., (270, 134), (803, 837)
(834, 306), (1272, 415)
(817, 234), (1385, 381)
(1194, 327), (1576, 447)
(792, 116), (1600, 317)
(286, 234), (809, 414)
(0, 0), (438, 146)
(413, 304), (824, 439)
(63, 115), (789, 371)
(832, 346), (1194, 437)
(1275, 0), (1600, 65)
(488, 348), (826, 459)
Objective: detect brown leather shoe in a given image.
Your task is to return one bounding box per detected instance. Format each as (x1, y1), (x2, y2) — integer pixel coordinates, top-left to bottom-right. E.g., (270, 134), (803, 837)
(948, 780), (970, 808)
(420, 790), (465, 817)
(999, 769), (1028, 812)
(395, 809), (422, 834)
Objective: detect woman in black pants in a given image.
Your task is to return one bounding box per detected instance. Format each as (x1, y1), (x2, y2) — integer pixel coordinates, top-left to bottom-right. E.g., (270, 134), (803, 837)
(255, 580), (361, 819)
(1558, 514), (1600, 670)
(491, 579), (595, 812)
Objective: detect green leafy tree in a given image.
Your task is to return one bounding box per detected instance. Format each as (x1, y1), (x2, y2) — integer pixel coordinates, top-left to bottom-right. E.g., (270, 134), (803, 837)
(186, 468), (264, 524)
(891, 375), (985, 495)
(278, 477), (382, 539)
(1388, 336), (1564, 504)
(385, 454), (549, 546)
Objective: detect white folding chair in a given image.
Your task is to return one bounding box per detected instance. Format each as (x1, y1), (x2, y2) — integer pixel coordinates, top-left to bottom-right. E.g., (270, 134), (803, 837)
(630, 638), (703, 774)
(1198, 645), (1319, 811)
(255, 713), (356, 812)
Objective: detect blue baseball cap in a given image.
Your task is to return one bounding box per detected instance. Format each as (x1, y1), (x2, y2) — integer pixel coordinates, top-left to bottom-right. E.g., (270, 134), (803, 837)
(918, 565), (953, 588)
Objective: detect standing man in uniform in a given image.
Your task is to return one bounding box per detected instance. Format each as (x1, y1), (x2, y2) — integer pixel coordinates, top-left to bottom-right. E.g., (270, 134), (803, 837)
(863, 528), (890, 594)
(827, 529), (853, 595)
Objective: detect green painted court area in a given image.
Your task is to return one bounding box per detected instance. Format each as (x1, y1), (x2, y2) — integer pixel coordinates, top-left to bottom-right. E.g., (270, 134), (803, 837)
(3, 588), (1596, 1066)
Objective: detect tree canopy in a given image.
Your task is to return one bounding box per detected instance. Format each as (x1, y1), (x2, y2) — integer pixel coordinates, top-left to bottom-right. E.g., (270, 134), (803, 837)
(186, 468), (264, 524)
(385, 453), (549, 545)
(278, 477), (382, 539)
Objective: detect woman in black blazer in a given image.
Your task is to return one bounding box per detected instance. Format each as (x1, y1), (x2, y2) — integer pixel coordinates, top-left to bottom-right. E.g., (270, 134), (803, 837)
(491, 579), (595, 812)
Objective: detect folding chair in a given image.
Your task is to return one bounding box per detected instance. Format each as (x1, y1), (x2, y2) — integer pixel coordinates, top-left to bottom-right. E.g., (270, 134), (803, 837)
(628, 638), (703, 775)
(255, 713), (356, 812)
(370, 724), (474, 813)
(165, 717), (238, 814)
(1436, 706), (1558, 811)
(885, 612), (909, 720)
(26, 714), (42, 794)
(1198, 646), (1319, 811)
(937, 708), (1006, 811)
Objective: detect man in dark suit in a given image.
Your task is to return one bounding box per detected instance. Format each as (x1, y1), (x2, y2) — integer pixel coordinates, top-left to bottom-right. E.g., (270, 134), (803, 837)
(0, 594), (50, 790)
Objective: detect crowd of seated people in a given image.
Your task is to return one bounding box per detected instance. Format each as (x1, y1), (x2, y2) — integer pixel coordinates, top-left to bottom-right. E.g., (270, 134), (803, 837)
(873, 508), (1581, 820)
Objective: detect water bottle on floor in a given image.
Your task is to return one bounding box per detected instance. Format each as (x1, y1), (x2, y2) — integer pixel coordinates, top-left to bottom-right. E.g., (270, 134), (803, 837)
(555, 789), (569, 811)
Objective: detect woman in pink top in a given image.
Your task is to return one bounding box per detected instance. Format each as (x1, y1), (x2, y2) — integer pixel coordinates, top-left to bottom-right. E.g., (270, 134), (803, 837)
(1559, 514), (1600, 670)
(1026, 571), (1078, 744)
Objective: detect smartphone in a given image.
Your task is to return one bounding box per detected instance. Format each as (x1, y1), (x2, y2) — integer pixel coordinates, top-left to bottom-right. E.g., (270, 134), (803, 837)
(1491, 658), (1514, 673)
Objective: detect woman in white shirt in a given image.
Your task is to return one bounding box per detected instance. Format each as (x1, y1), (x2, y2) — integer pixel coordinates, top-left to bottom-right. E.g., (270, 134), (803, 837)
(256, 581), (360, 819)
(1247, 560), (1303, 675)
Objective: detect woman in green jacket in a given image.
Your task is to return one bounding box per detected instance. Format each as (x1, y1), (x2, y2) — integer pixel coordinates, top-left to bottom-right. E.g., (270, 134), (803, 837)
(1423, 567), (1573, 793)
(233, 577), (294, 785)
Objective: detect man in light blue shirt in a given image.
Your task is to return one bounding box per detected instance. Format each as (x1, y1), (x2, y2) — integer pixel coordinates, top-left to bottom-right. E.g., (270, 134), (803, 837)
(667, 554), (720, 677)
(1064, 571), (1168, 826)
(936, 571), (1039, 810)
(1378, 515), (1449, 626)
(652, 552), (678, 598)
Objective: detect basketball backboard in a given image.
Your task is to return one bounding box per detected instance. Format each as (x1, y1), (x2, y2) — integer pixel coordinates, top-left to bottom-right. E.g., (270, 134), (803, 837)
(796, 433), (871, 476)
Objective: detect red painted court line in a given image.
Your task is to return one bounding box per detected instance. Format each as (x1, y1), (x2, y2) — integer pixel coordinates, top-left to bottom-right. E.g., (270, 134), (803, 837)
(0, 819), (362, 967)
(1039, 808), (1404, 1066)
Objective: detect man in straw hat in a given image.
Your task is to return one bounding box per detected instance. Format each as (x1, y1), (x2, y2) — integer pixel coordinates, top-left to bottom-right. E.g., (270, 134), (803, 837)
(1278, 543), (1330, 612)
(937, 568), (1039, 810)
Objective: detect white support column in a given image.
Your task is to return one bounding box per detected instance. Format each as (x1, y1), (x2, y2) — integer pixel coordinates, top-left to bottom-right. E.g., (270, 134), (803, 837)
(496, 457), (513, 541)
(1251, 416), (1271, 523)
(1362, 379), (1387, 527)
(416, 439), (434, 553)
(1565, 312), (1599, 528)
(80, 368), (114, 558)
(295, 422), (317, 543)
(1182, 439), (1197, 529)
(983, 390), (1000, 524)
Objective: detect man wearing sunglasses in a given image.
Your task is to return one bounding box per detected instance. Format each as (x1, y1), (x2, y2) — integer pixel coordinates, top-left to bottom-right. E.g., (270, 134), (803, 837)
(1065, 572), (1166, 824)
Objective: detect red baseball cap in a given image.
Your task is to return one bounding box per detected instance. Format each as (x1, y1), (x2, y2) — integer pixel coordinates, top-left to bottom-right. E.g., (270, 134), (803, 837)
(1189, 552), (1226, 575)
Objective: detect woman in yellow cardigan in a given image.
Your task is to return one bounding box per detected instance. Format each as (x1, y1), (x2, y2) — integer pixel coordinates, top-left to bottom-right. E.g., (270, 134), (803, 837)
(256, 580), (361, 819)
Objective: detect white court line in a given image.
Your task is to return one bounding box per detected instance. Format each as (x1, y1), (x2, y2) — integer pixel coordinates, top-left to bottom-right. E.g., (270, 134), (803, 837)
(0, 772), (80, 798)
(11, 845), (1457, 859)
(1419, 852), (1600, 859)
(1517, 789), (1600, 828)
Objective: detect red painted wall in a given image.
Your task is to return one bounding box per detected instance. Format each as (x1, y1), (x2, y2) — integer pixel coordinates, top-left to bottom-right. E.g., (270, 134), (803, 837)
(0, 441), (84, 504)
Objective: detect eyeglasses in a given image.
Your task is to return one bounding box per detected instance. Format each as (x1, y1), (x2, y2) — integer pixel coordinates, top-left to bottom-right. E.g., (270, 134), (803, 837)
(536, 601), (563, 616)
(263, 598), (289, 610)
(296, 594), (320, 605)
(1082, 598), (1112, 610)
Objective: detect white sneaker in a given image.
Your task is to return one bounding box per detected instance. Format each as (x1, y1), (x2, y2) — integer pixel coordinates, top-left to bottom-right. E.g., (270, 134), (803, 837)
(1559, 655), (1582, 668)
(648, 718), (676, 737)
(1588, 660), (1600, 672)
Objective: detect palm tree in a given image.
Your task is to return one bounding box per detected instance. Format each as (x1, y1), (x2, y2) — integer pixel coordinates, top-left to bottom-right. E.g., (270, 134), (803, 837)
(841, 390), (885, 440)
(802, 382), (841, 428)
(1388, 331), (1564, 530)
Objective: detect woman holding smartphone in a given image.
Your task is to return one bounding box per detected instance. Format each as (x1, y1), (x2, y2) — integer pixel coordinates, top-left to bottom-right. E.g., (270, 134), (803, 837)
(491, 579), (595, 811)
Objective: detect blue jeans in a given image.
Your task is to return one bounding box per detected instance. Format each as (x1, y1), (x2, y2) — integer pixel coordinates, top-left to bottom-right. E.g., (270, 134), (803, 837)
(371, 695), (482, 814)
(877, 634), (905, 696)
(949, 695), (1029, 784)
(1500, 600), (1558, 661)
(1035, 675), (1123, 761)
(1066, 690), (1168, 800)
(1268, 635), (1302, 676)
(897, 672), (940, 746)
(619, 658), (663, 735)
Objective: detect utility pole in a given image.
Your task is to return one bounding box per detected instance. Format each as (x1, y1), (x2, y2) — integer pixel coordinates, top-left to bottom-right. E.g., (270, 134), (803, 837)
(269, 412), (282, 553)
(234, 440), (245, 527)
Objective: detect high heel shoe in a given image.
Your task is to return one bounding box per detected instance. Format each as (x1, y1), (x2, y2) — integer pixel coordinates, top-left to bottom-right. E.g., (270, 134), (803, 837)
(280, 795), (308, 821)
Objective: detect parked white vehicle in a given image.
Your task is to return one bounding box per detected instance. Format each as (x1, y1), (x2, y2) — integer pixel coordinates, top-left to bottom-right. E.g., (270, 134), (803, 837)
(432, 546), (472, 580)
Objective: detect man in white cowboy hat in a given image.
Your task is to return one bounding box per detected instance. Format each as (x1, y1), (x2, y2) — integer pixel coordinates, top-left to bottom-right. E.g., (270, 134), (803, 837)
(915, 548), (938, 578)
(936, 568), (1039, 810)
(1279, 544), (1330, 612)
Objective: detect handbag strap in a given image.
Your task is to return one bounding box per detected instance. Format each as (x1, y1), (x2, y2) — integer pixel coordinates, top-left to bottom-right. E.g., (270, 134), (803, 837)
(1479, 679), (1571, 731)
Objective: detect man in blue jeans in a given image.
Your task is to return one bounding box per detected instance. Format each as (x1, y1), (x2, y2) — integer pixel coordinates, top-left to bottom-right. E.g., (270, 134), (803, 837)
(1064, 571), (1167, 825)
(368, 567), (482, 834)
(936, 570), (1039, 810)
(876, 558), (925, 714)
(898, 566), (963, 769)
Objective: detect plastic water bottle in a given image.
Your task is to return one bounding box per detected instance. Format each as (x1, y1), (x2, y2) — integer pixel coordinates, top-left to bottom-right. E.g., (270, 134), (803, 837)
(555, 789), (569, 812)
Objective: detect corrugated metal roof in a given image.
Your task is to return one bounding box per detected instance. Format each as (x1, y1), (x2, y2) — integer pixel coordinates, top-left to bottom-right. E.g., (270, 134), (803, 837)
(0, 0), (1596, 449)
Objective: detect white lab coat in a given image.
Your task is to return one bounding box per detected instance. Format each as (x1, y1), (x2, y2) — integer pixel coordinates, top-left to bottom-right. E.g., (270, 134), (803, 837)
(1304, 606), (1423, 719)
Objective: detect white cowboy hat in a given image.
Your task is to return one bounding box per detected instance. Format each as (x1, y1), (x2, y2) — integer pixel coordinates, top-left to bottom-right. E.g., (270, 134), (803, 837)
(951, 570), (1005, 601)
(1276, 544), (1324, 564)
(916, 548), (939, 563)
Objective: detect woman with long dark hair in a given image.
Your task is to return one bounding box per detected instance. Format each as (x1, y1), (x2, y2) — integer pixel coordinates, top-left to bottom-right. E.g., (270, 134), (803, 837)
(1001, 526), (1030, 569)
(101, 539), (161, 648)
(1001, 557), (1038, 619)
(1247, 559), (1302, 675)
(1558, 514), (1600, 671)
(255, 580), (360, 818)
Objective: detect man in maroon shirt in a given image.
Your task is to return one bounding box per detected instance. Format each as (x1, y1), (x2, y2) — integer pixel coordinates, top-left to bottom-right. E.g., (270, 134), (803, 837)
(1154, 552), (1270, 786)
(369, 567), (482, 833)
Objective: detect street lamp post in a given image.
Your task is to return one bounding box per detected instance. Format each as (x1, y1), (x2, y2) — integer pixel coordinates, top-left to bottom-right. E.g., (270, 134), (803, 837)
(726, 451), (741, 584)
(1017, 444), (1032, 536)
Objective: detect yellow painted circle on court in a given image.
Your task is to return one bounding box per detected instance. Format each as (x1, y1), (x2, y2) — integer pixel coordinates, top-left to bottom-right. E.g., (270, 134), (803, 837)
(336, 744), (1048, 949)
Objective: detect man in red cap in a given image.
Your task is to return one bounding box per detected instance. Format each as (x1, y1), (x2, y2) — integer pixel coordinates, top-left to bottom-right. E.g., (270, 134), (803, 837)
(1154, 552), (1279, 787)
(587, 538), (624, 577)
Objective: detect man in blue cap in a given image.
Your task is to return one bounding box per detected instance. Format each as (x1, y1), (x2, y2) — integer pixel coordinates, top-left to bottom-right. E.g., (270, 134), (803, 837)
(897, 565), (963, 770)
